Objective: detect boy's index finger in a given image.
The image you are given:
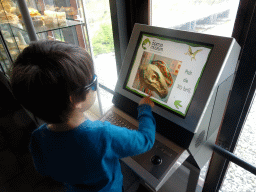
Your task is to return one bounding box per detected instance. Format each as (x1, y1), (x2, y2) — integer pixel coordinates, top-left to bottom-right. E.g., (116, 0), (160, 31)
(144, 95), (151, 101)
(145, 95), (154, 104)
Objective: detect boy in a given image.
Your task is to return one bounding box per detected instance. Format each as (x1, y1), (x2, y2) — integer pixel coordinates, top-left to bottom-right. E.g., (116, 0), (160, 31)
(11, 40), (156, 192)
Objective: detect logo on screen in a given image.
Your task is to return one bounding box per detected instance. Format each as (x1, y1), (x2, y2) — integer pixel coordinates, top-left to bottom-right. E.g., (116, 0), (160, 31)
(150, 40), (163, 52)
(142, 38), (151, 50)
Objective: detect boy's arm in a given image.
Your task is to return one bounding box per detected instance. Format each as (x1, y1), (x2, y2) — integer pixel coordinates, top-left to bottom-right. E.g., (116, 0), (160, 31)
(107, 103), (156, 159)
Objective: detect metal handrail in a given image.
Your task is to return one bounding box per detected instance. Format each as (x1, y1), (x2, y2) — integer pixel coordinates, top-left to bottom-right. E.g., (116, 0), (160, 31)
(213, 144), (256, 176)
(99, 83), (115, 95)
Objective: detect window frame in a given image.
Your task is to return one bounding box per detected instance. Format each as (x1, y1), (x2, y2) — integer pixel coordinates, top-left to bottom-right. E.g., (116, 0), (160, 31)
(109, 0), (150, 75)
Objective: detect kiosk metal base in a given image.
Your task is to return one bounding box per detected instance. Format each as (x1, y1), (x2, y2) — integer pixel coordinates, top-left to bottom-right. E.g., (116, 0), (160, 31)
(136, 160), (201, 192)
(122, 133), (189, 191)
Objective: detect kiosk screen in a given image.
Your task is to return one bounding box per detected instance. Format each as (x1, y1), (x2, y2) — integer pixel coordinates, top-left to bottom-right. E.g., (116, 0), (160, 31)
(125, 33), (213, 116)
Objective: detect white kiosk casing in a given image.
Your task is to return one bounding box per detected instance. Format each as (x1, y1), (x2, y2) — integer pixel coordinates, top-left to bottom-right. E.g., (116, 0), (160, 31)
(108, 23), (241, 191)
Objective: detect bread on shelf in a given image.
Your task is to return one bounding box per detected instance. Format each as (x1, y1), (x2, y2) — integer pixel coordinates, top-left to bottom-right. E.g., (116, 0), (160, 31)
(0, 10), (19, 24)
(44, 10), (67, 28)
(31, 16), (44, 28)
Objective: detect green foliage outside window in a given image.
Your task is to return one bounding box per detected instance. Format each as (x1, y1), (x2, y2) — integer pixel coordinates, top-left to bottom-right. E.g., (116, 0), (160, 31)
(92, 23), (114, 57)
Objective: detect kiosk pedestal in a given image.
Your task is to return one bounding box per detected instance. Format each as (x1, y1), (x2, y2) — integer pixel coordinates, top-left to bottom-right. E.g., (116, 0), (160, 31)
(121, 154), (202, 192)
(156, 160), (201, 192)
(122, 133), (190, 191)
(121, 132), (205, 192)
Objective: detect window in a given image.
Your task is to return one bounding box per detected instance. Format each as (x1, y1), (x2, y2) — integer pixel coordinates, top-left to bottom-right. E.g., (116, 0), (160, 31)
(152, 0), (240, 37)
(84, 0), (117, 113)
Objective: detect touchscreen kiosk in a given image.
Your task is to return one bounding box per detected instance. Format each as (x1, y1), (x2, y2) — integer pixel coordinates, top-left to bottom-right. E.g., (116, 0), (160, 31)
(111, 23), (240, 191)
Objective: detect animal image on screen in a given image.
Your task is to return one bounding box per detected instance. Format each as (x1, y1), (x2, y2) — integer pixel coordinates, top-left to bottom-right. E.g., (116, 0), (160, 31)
(132, 51), (182, 103)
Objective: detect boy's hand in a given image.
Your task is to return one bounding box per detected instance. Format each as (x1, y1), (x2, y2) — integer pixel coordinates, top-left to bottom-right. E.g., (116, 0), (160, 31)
(139, 96), (154, 108)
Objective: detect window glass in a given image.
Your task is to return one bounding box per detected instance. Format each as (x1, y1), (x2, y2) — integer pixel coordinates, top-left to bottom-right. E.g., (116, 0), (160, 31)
(84, 0), (117, 91)
(152, 0), (240, 37)
(220, 95), (256, 191)
(84, 0), (117, 113)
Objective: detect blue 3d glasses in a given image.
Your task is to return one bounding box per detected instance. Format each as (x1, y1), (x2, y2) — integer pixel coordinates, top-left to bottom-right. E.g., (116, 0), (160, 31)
(83, 74), (97, 92)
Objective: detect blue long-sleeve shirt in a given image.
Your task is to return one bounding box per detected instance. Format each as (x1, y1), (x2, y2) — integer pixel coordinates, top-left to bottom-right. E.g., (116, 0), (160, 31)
(29, 104), (156, 192)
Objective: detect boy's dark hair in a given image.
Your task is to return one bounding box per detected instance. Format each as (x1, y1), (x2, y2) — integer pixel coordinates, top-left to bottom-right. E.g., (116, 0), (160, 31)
(11, 40), (95, 124)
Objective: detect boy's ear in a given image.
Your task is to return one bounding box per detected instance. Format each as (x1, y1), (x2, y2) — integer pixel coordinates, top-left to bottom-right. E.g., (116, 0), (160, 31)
(69, 96), (74, 104)
(70, 96), (83, 109)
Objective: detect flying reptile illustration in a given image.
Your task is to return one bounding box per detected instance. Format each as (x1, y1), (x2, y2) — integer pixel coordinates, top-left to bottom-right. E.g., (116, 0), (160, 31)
(184, 46), (202, 61)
